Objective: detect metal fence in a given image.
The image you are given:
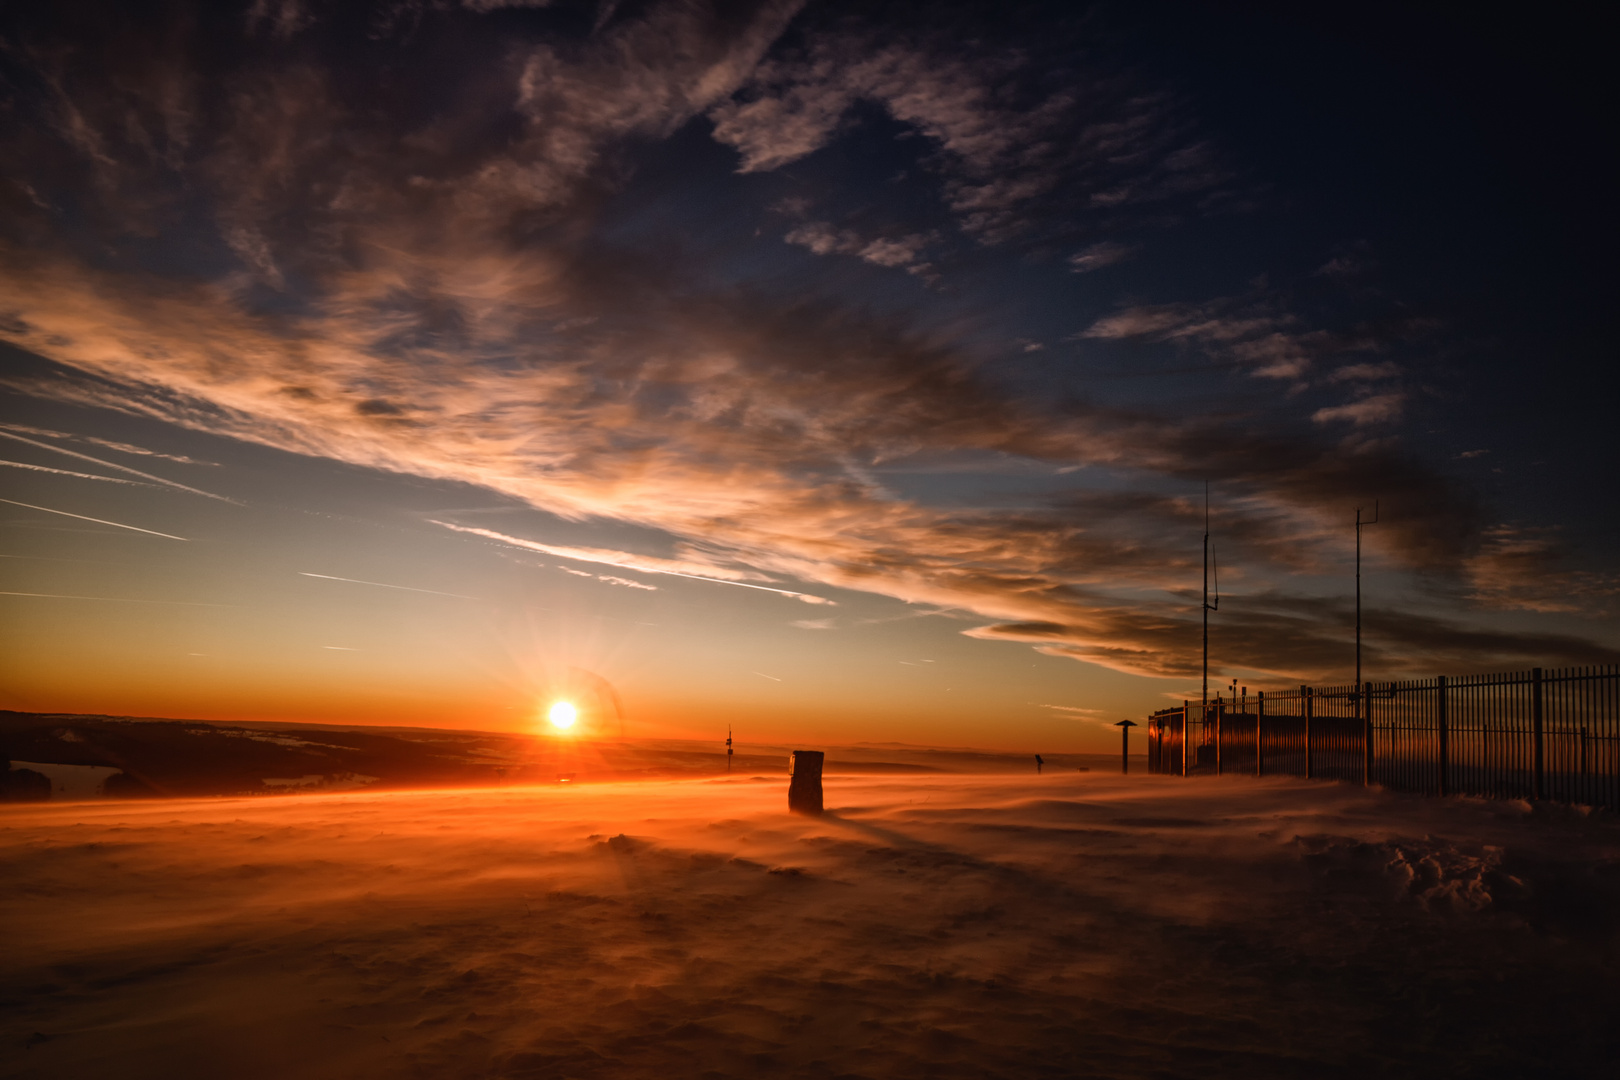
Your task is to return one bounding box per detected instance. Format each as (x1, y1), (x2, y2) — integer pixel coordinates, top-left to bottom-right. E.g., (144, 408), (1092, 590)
(1145, 665), (1620, 809)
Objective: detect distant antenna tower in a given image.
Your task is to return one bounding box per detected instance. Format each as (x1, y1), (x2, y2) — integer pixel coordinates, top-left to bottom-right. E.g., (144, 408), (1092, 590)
(1202, 481), (1220, 771)
(1355, 501), (1380, 709)
(726, 725), (733, 772)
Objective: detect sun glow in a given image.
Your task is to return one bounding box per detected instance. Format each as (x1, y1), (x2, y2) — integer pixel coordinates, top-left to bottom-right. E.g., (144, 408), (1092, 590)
(548, 701), (577, 730)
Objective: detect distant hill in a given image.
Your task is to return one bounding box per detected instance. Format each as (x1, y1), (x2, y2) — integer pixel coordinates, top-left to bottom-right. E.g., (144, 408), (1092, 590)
(0, 712), (581, 799)
(0, 711), (1106, 800)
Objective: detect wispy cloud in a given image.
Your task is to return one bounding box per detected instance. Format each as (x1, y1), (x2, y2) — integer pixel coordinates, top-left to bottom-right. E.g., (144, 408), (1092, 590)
(783, 222), (932, 272)
(1312, 392), (1404, 427)
(297, 572), (477, 600)
(0, 498), (188, 540)
(1067, 241), (1135, 273)
(597, 574), (658, 591)
(0, 0), (1601, 684)
(1463, 525), (1620, 616)
(1328, 361), (1399, 383)
(0, 429), (232, 501)
(432, 522), (833, 603)
(712, 27), (1227, 242)
(1080, 294), (1426, 398)
(0, 423), (212, 465)
(0, 459), (155, 485)
(1082, 298), (1321, 380)
(1034, 703), (1109, 718)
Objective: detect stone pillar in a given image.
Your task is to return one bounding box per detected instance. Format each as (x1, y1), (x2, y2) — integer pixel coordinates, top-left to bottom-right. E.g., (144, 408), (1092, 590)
(788, 750), (824, 814)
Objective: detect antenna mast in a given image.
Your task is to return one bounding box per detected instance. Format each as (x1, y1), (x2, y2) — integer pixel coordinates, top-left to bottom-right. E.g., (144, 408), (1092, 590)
(1202, 482), (1219, 765)
(1355, 501), (1379, 701)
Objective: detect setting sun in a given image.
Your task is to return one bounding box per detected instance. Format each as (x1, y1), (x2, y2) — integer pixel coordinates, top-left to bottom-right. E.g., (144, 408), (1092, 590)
(2, 4), (1616, 1077)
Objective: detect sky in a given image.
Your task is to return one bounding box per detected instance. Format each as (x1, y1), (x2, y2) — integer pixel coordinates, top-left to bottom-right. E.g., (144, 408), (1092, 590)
(1, 0), (1616, 750)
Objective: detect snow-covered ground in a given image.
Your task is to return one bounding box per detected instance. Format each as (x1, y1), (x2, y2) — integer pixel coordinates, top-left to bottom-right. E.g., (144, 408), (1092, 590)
(3, 771), (1617, 1078)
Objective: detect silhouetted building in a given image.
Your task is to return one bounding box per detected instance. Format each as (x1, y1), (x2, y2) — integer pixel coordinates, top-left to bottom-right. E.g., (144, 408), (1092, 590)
(788, 750), (823, 814)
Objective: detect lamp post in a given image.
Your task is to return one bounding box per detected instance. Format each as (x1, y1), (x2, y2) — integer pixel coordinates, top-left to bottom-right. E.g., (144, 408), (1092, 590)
(1115, 719), (1138, 775)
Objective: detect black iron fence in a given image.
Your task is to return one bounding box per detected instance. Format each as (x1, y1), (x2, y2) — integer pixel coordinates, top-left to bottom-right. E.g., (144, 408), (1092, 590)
(1145, 665), (1620, 809)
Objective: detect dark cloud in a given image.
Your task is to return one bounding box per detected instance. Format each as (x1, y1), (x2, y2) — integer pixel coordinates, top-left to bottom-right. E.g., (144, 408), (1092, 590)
(0, 0), (1609, 685)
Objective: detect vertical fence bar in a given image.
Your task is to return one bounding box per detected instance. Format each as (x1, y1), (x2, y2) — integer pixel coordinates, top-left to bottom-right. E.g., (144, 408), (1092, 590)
(1151, 666), (1619, 811)
(1256, 690), (1265, 777)
(1303, 685), (1313, 780)
(1532, 666), (1545, 800)
(1181, 701), (1189, 777)
(1362, 681), (1372, 787)
(1437, 675), (1448, 797)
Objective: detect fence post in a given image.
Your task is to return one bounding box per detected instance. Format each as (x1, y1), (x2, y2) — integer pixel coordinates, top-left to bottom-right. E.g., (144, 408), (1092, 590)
(1216, 699), (1223, 776)
(1303, 685), (1313, 780)
(1437, 675), (1448, 797)
(1363, 681), (1373, 787)
(1256, 690), (1265, 777)
(1532, 667), (1545, 800)
(1181, 701), (1189, 777)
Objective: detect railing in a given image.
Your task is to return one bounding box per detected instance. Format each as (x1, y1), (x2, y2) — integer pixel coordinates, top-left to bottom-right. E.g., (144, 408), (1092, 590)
(1145, 665), (1620, 809)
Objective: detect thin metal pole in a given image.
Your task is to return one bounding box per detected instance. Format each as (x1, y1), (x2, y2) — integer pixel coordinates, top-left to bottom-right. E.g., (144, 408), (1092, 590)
(1256, 690), (1265, 777)
(1182, 701), (1189, 777)
(1437, 675), (1447, 796)
(1532, 667), (1544, 800)
(1303, 685), (1313, 780)
(1355, 501), (1379, 762)
(1363, 681), (1373, 786)
(1202, 484), (1209, 773)
(1117, 720), (1136, 775)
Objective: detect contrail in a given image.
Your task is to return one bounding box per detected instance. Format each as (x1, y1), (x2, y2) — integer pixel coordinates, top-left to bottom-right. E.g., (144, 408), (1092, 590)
(0, 459), (155, 485)
(298, 572), (477, 599)
(0, 591), (234, 606)
(431, 521), (835, 604)
(0, 429), (235, 503)
(640, 567), (833, 602)
(754, 671), (782, 681)
(0, 498), (189, 540)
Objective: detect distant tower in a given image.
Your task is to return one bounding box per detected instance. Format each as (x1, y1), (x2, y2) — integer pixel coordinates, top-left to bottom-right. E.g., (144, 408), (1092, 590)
(726, 726), (733, 772)
(1201, 482), (1220, 773)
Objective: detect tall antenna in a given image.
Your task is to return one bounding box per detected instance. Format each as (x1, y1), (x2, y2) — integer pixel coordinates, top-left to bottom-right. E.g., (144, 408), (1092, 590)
(726, 725), (733, 772)
(1203, 482), (1219, 762)
(1355, 500), (1380, 704)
